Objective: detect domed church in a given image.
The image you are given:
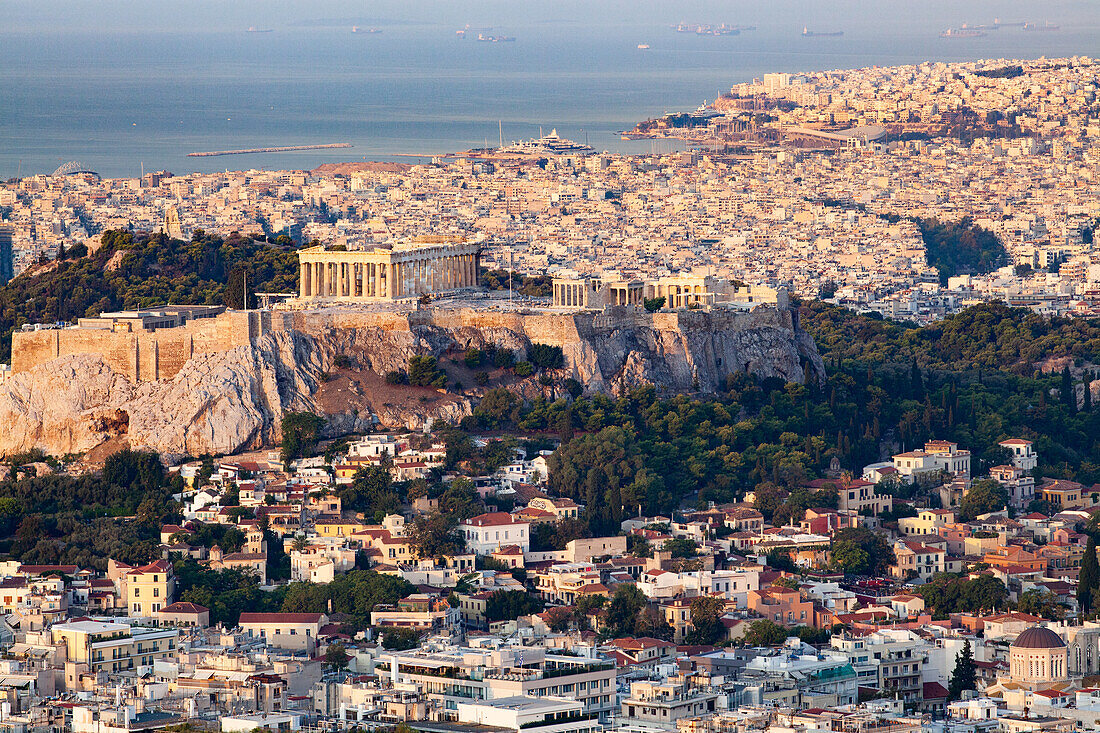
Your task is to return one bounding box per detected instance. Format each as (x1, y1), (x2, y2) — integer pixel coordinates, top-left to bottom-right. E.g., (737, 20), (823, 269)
(1006, 627), (1070, 690)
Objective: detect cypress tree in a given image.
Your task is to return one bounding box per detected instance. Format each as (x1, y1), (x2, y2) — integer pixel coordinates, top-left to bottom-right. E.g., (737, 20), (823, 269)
(947, 639), (976, 701)
(1062, 366), (1076, 413)
(911, 359), (924, 401)
(1081, 535), (1100, 616)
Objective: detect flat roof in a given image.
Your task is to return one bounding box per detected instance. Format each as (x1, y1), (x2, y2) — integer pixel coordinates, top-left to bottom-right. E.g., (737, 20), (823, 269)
(460, 695), (581, 712)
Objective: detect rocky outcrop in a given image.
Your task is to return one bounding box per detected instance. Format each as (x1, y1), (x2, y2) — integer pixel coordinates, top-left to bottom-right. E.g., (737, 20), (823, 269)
(0, 306), (823, 458)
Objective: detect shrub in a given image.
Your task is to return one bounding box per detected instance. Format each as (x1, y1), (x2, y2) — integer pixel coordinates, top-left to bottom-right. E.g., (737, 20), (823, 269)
(528, 344), (564, 370)
(408, 356), (447, 388)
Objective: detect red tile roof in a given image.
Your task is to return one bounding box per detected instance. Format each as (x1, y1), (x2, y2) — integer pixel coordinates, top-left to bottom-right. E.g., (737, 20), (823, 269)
(464, 512), (525, 527)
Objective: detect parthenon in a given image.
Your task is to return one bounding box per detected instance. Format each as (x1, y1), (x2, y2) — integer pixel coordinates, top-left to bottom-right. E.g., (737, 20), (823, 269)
(297, 242), (481, 301)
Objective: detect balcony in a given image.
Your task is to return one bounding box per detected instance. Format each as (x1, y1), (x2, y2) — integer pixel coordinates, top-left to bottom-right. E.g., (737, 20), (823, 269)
(520, 713), (598, 729)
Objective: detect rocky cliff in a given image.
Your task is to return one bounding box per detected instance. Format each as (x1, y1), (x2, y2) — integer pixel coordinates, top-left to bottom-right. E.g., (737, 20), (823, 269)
(0, 306), (823, 459)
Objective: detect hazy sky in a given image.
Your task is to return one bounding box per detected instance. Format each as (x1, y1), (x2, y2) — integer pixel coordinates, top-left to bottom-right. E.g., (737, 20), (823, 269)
(6, 0), (1100, 34)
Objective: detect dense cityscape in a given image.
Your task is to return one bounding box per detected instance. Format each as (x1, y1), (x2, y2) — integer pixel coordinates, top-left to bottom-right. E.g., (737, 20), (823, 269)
(3, 38), (1100, 733)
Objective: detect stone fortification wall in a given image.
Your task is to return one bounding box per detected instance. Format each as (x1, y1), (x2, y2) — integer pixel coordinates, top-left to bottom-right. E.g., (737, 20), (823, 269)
(11, 305), (808, 387)
(12, 311), (265, 382)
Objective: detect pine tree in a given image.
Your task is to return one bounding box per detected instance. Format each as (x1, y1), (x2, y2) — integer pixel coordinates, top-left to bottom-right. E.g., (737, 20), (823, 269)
(1080, 535), (1100, 615)
(947, 639), (976, 701)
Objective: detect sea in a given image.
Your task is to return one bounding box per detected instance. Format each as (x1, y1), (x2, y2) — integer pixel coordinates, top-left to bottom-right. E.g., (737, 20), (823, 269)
(2, 0), (1099, 180)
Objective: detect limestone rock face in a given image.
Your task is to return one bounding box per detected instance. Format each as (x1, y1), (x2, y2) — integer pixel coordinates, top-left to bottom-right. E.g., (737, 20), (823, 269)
(0, 355), (133, 456)
(126, 331), (321, 458)
(0, 307), (824, 458)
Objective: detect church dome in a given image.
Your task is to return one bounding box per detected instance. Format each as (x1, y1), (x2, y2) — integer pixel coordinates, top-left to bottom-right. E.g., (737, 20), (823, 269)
(1012, 627), (1066, 649)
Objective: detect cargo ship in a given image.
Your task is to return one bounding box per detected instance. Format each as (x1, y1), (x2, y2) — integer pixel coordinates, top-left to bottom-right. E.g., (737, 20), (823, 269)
(675, 23), (747, 36)
(802, 27), (844, 37)
(1023, 22), (1060, 31)
(246, 27), (273, 33)
(477, 33), (515, 42)
(456, 24), (493, 37)
(637, 44), (650, 49)
(940, 27), (986, 38)
(351, 26), (382, 34)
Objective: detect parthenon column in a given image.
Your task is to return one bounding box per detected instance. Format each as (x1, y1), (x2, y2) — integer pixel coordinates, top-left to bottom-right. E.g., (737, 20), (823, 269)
(388, 263), (397, 299)
(300, 262), (310, 298)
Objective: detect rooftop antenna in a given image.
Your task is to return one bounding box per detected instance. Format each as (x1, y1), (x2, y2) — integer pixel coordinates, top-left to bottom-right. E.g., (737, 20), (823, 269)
(499, 120), (504, 148)
(141, 161), (144, 177)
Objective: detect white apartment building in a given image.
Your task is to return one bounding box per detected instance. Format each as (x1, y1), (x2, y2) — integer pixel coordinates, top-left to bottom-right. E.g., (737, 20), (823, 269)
(459, 512), (531, 555)
(1000, 438), (1038, 471)
(892, 440), (971, 481)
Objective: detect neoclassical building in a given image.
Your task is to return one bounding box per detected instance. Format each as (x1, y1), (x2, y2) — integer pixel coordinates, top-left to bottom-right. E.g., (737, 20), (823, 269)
(1066, 622), (1100, 677)
(297, 241), (481, 301)
(1006, 626), (1069, 689)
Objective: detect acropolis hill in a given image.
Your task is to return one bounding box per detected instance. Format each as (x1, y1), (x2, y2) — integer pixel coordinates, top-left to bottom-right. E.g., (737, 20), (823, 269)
(0, 245), (823, 458)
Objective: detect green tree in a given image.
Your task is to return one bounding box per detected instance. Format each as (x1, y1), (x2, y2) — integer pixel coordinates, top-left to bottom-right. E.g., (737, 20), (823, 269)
(338, 466), (399, 517)
(381, 627), (421, 650)
(603, 584), (647, 639)
(324, 643), (350, 672)
(830, 540), (871, 575)
(1080, 535), (1100, 615)
(634, 605), (674, 641)
(408, 512), (465, 560)
(484, 590), (543, 623)
(917, 574), (1006, 617)
(281, 412), (325, 463)
(686, 595), (726, 645)
(947, 639), (976, 702)
(643, 296), (665, 312)
(463, 347), (483, 368)
(103, 449), (166, 493)
(224, 263), (253, 309)
(528, 344), (564, 370)
(830, 527), (894, 575)
(742, 619), (790, 646)
(408, 356), (447, 388)
(959, 479), (1008, 521)
(662, 538), (699, 559)
(473, 388), (520, 429)
(1016, 588), (1065, 621)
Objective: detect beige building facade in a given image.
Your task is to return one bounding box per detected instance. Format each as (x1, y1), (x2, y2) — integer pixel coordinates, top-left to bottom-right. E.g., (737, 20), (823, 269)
(297, 242), (481, 301)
